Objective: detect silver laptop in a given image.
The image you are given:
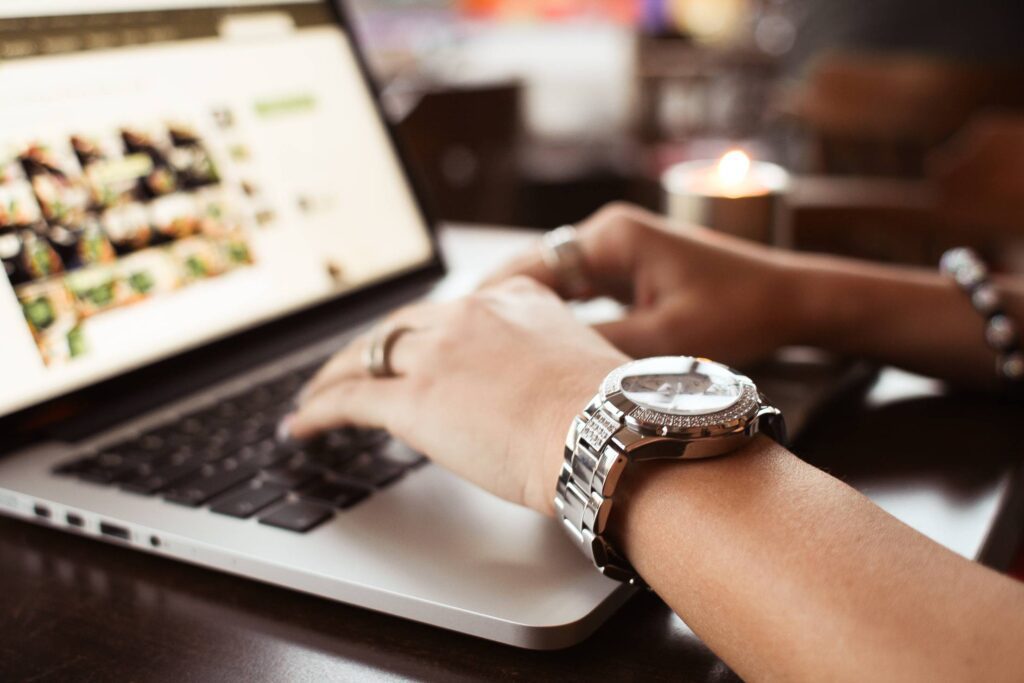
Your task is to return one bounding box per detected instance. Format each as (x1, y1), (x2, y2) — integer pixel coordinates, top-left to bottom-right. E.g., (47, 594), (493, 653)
(0, 0), (632, 650)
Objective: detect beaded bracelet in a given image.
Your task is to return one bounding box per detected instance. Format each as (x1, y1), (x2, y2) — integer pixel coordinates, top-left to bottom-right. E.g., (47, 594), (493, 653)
(940, 247), (1024, 385)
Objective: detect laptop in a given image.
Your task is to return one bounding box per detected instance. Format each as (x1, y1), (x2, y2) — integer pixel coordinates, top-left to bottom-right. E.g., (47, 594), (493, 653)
(0, 0), (633, 650)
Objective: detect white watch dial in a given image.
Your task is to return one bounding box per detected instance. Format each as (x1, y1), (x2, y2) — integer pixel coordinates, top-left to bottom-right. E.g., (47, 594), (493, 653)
(619, 357), (745, 416)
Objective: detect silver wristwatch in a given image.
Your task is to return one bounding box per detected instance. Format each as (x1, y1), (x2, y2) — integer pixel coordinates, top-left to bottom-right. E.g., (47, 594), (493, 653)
(554, 356), (785, 585)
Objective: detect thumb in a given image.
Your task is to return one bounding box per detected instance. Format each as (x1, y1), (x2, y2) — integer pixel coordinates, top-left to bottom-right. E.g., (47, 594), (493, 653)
(480, 208), (646, 301)
(594, 309), (677, 359)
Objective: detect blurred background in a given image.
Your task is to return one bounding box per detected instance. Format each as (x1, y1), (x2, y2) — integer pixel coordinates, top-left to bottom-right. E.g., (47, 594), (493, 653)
(346, 0), (1024, 269)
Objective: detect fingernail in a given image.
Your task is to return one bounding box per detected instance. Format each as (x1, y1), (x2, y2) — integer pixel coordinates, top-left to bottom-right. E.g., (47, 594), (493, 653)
(277, 414), (296, 443)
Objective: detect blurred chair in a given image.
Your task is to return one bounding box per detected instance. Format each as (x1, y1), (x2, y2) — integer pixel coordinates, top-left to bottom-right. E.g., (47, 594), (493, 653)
(779, 54), (1024, 265)
(784, 53), (1024, 177)
(929, 114), (1024, 238)
(787, 114), (1024, 268)
(394, 81), (524, 226)
(930, 114), (1024, 271)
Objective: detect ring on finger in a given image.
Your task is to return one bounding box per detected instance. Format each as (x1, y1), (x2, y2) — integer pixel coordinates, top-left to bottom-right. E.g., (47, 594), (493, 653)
(540, 224), (590, 299)
(363, 323), (415, 378)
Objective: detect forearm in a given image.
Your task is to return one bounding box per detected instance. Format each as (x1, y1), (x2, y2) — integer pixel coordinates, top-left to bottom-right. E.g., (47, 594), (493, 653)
(609, 437), (1024, 682)
(784, 252), (1024, 388)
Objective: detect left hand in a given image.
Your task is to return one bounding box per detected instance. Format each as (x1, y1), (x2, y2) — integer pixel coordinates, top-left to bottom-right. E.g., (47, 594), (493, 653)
(283, 276), (628, 515)
(480, 203), (802, 367)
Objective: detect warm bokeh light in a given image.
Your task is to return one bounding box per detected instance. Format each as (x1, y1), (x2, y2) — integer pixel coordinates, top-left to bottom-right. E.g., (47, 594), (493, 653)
(716, 149), (751, 188)
(668, 0), (748, 41)
(459, 0), (639, 23)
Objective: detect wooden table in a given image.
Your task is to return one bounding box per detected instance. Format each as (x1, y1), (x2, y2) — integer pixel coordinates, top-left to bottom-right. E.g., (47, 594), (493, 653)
(2, 227), (1020, 681)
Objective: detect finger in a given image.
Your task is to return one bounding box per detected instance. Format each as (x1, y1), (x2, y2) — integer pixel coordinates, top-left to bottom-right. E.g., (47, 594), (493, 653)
(285, 378), (410, 440)
(300, 302), (447, 403)
(481, 206), (647, 301)
(479, 244), (559, 292)
(300, 325), (431, 406)
(594, 310), (675, 359)
(480, 230), (631, 301)
(298, 332), (373, 403)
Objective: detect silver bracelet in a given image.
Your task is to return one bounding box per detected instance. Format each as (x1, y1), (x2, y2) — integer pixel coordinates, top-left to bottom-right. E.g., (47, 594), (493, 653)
(940, 247), (1024, 385)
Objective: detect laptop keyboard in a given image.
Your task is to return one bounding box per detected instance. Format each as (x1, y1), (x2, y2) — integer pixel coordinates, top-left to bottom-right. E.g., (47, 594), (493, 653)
(52, 363), (426, 533)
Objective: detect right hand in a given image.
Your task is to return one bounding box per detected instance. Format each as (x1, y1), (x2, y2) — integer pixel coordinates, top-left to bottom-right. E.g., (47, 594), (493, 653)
(482, 202), (804, 366)
(285, 276), (628, 515)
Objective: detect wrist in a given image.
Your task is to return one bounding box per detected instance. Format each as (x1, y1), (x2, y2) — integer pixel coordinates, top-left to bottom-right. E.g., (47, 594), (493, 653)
(526, 353), (625, 517)
(605, 433), (780, 568)
(775, 252), (859, 350)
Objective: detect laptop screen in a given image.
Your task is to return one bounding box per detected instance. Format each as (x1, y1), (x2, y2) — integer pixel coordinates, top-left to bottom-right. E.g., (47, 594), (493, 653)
(0, 1), (435, 417)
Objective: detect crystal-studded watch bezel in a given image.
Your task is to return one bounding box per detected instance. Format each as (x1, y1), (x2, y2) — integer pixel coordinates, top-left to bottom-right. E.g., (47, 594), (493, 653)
(601, 356), (761, 437)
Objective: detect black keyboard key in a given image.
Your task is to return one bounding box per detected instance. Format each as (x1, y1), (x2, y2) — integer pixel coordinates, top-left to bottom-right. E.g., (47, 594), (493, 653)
(178, 415), (208, 435)
(104, 440), (179, 469)
(238, 419), (277, 444)
(195, 441), (234, 464)
(213, 401), (243, 421)
(134, 429), (190, 454)
(78, 465), (131, 484)
(123, 444), (180, 466)
(130, 428), (192, 456)
(71, 451), (148, 484)
(120, 449), (205, 495)
(299, 479), (371, 509)
(238, 386), (275, 412)
(305, 444), (359, 470)
(259, 500), (333, 533)
(136, 432), (167, 451)
(352, 428), (389, 450)
(75, 461), (124, 484)
(97, 451), (125, 467)
(205, 426), (234, 446)
(337, 452), (406, 488)
(210, 481), (286, 519)
(56, 362), (330, 501)
(261, 462), (322, 489)
(269, 372), (303, 398)
(236, 439), (294, 468)
(322, 429), (359, 452)
(163, 459), (260, 507)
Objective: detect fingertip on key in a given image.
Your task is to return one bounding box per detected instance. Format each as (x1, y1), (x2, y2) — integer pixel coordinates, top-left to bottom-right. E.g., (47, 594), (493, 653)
(276, 414), (296, 443)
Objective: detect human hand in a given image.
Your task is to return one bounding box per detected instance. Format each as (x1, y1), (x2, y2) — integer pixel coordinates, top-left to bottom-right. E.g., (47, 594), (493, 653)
(283, 277), (628, 516)
(482, 203), (803, 367)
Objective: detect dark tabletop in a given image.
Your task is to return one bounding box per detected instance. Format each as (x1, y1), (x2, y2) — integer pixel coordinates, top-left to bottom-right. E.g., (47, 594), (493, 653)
(1, 374), (1021, 683)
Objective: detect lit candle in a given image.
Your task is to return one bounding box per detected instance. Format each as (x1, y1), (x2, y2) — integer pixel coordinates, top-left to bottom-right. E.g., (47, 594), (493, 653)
(661, 150), (790, 243)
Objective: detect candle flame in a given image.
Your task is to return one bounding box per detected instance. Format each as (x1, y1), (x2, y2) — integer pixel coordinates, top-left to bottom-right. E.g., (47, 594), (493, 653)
(717, 150), (751, 187)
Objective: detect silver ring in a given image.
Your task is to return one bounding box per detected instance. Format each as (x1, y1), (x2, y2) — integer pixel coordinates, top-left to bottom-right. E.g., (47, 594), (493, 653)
(363, 323), (413, 378)
(540, 225), (590, 299)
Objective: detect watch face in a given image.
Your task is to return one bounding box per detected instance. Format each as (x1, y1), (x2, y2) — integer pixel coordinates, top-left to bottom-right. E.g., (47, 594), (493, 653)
(618, 357), (745, 416)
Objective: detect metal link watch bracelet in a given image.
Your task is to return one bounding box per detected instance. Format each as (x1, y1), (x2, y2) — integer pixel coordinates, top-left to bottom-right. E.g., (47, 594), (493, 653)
(554, 356), (785, 586)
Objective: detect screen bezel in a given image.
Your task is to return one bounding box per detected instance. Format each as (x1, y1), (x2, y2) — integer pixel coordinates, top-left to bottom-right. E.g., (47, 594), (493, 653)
(0, 0), (446, 446)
